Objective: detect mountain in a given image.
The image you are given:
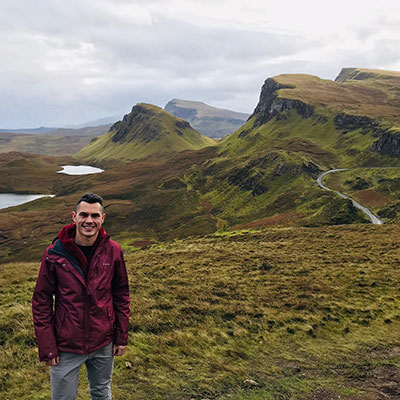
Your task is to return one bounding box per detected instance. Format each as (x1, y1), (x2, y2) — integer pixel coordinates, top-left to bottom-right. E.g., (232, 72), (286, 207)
(78, 103), (216, 162)
(0, 127), (56, 134)
(4, 68), (400, 262)
(0, 114), (120, 133)
(191, 67), (400, 228)
(164, 99), (249, 138)
(43, 124), (111, 137)
(221, 68), (400, 167)
(62, 115), (122, 129)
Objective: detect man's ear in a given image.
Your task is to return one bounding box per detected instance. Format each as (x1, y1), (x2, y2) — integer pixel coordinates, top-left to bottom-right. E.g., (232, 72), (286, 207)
(72, 211), (76, 223)
(102, 213), (106, 223)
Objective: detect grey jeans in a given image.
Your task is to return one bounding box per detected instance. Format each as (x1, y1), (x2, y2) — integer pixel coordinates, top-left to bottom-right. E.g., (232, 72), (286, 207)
(50, 342), (114, 400)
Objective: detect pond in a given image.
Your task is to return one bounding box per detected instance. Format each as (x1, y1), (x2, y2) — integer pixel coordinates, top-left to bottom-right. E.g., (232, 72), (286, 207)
(57, 165), (104, 175)
(0, 194), (53, 210)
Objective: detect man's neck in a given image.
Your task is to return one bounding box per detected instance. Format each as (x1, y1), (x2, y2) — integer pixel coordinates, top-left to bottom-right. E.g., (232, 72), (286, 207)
(75, 233), (98, 247)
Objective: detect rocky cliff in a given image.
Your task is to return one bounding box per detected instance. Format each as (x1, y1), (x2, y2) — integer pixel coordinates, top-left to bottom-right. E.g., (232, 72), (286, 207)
(249, 78), (314, 127)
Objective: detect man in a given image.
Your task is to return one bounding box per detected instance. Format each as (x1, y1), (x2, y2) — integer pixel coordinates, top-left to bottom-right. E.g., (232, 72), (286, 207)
(32, 193), (130, 400)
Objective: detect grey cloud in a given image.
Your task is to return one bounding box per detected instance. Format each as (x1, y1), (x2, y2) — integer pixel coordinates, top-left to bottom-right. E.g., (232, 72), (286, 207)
(1, 1), (399, 127)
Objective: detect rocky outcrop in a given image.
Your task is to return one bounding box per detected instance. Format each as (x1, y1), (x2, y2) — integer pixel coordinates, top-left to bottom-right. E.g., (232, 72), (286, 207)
(334, 68), (376, 83)
(250, 78), (314, 127)
(371, 132), (400, 157)
(175, 120), (192, 136)
(227, 166), (268, 197)
(110, 105), (162, 144)
(334, 113), (381, 134)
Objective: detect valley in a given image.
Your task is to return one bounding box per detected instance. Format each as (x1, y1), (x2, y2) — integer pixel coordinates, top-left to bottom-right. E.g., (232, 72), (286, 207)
(1, 67), (400, 399)
(3, 68), (400, 260)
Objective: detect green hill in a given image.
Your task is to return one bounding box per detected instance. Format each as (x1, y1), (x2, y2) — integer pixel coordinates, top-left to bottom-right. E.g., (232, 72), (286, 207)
(78, 103), (216, 162)
(179, 68), (400, 231)
(164, 99), (249, 138)
(222, 68), (400, 167)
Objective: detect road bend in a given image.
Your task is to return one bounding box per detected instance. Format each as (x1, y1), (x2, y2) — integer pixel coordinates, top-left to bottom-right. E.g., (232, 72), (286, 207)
(316, 169), (384, 225)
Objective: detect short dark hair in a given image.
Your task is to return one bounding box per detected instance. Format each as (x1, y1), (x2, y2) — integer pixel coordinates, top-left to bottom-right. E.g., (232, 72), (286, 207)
(75, 193), (104, 213)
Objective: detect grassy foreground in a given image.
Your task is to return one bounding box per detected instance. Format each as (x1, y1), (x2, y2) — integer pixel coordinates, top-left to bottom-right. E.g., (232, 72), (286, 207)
(1, 225), (400, 399)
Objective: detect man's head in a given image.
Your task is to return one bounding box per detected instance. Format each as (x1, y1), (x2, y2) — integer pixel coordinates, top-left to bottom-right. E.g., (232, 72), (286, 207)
(72, 193), (106, 245)
(75, 193), (104, 214)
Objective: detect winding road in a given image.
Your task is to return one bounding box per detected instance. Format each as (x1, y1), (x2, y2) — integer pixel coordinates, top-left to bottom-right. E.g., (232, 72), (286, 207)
(316, 169), (384, 225)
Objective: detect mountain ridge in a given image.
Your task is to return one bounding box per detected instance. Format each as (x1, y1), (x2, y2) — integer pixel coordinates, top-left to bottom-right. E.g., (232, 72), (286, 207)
(165, 99), (249, 138)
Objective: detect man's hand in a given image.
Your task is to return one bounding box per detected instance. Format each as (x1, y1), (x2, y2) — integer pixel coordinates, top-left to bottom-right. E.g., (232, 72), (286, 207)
(113, 345), (126, 356)
(46, 356), (60, 366)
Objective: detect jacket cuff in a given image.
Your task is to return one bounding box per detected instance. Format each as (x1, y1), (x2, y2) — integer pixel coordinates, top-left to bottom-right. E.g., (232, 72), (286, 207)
(113, 330), (128, 346)
(39, 348), (59, 362)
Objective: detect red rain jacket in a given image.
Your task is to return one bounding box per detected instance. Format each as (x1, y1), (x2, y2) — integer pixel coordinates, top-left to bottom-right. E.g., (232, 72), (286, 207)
(32, 224), (130, 362)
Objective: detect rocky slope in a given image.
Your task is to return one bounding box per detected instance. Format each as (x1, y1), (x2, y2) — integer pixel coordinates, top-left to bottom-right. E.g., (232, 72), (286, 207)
(164, 99), (249, 138)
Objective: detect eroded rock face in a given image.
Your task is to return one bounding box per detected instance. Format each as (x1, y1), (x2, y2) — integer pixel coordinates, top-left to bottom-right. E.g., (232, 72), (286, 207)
(371, 132), (400, 157)
(334, 113), (380, 133)
(250, 78), (314, 127)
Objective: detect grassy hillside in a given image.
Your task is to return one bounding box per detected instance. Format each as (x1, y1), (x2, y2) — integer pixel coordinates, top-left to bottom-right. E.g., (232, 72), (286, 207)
(1, 225), (400, 399)
(275, 70), (400, 127)
(322, 167), (400, 223)
(0, 125), (109, 156)
(78, 103), (216, 162)
(0, 152), (76, 193)
(0, 147), (368, 262)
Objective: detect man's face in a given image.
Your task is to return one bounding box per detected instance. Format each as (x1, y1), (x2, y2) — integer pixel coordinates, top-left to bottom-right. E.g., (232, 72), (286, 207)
(72, 201), (105, 242)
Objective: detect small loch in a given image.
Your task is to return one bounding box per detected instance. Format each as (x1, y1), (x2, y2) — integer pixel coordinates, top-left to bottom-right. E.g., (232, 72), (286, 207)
(0, 194), (53, 210)
(57, 165), (104, 175)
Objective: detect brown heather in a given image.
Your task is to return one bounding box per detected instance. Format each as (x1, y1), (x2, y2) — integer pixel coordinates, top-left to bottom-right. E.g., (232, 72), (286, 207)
(1, 224), (400, 399)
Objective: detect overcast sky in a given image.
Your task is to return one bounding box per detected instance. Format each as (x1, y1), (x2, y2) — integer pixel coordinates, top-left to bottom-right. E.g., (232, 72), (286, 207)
(1, 0), (400, 128)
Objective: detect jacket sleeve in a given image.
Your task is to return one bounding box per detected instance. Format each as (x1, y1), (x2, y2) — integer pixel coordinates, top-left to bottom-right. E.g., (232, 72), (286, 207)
(32, 251), (59, 362)
(111, 246), (130, 346)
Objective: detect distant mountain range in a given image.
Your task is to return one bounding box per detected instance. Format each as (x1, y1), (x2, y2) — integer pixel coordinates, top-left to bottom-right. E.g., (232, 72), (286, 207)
(0, 102), (249, 155)
(0, 115), (120, 134)
(3, 67), (400, 261)
(164, 99), (249, 138)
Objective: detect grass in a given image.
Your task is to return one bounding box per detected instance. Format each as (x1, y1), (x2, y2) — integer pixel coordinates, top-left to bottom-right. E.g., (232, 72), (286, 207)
(0, 132), (97, 156)
(323, 167), (400, 223)
(1, 225), (400, 399)
(274, 71), (400, 127)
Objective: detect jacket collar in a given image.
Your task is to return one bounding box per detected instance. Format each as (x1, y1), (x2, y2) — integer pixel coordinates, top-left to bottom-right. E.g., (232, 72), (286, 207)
(55, 223), (108, 273)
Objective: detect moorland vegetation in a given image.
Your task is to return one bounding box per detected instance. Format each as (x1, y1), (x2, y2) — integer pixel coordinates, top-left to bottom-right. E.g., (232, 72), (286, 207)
(1, 67), (400, 399)
(1, 226), (400, 399)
